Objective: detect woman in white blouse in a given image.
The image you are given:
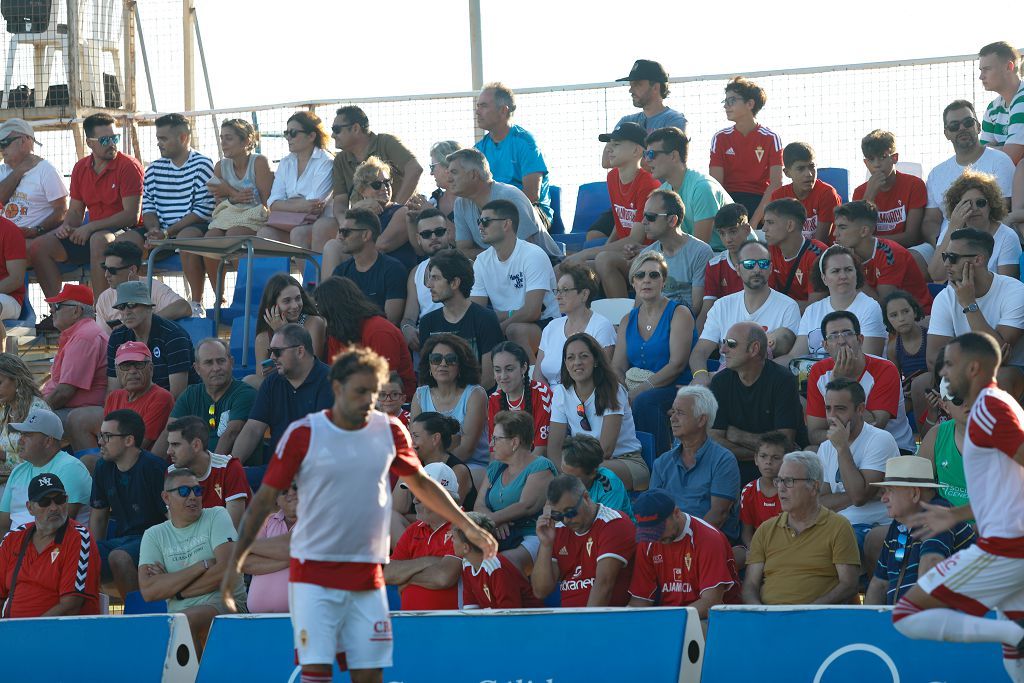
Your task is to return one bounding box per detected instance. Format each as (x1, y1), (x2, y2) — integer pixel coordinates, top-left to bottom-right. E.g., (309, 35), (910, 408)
(257, 111), (333, 249)
(533, 263), (615, 387)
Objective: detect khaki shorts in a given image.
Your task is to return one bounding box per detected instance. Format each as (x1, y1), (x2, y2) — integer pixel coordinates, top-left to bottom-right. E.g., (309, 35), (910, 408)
(614, 450), (650, 490)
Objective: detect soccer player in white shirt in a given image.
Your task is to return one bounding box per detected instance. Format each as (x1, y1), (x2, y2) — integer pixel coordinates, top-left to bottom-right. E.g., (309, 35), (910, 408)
(221, 348), (496, 683)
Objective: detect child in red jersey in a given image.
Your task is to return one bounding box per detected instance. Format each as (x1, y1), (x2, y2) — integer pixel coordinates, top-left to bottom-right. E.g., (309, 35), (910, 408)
(740, 432), (794, 548)
(770, 142), (842, 244)
(454, 511), (541, 609)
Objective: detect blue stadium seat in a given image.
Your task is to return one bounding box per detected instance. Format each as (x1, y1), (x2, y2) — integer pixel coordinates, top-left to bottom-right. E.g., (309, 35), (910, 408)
(175, 317), (216, 349)
(3, 276), (36, 331)
(123, 590), (168, 615)
(230, 315), (258, 374)
(219, 257), (291, 324)
(1019, 253), (1024, 282)
(571, 182), (611, 234)
(151, 253), (183, 275)
(386, 585), (401, 610)
(817, 167), (849, 204)
(302, 254), (324, 290)
(636, 431), (656, 472)
(552, 233), (587, 254)
(549, 185), (565, 234)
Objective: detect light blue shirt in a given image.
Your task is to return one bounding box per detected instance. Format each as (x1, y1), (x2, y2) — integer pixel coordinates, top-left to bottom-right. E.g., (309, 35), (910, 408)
(660, 172), (732, 251)
(0, 451), (92, 529)
(650, 438), (740, 541)
(617, 107), (688, 134)
(475, 125), (552, 220)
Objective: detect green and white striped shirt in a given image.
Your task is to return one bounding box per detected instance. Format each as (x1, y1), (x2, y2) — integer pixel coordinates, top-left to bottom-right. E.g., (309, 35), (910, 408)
(981, 80), (1024, 147)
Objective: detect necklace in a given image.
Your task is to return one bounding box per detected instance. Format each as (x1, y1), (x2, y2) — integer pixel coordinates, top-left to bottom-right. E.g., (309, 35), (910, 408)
(640, 301), (665, 332)
(506, 390), (525, 410)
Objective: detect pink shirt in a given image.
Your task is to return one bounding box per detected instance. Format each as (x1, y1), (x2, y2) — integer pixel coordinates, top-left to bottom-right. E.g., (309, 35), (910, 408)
(246, 511), (292, 613)
(42, 317), (109, 408)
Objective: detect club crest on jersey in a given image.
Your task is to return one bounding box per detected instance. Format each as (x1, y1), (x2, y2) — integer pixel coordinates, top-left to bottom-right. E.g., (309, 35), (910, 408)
(684, 552), (692, 571)
(444, 530), (453, 544)
(215, 484), (223, 500)
(586, 537), (594, 557)
(483, 584), (492, 603)
(795, 270), (804, 284)
(755, 146), (765, 162)
(51, 548), (60, 563)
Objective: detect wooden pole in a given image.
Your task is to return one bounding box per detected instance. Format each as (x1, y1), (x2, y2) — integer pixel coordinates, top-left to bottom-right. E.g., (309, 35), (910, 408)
(182, 0), (195, 116)
(124, 0), (136, 112)
(66, 0), (81, 108)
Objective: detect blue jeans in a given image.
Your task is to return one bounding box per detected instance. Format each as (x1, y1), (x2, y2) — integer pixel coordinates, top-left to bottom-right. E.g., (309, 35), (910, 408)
(632, 384), (678, 456)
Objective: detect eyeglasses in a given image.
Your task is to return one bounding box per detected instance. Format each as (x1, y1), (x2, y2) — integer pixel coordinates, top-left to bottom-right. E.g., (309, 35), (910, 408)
(553, 287), (578, 295)
(632, 270), (663, 281)
(824, 330), (857, 342)
(87, 134), (121, 147)
(331, 123), (356, 134)
(208, 404), (216, 429)
(113, 302), (152, 311)
(549, 493), (585, 522)
(772, 477), (812, 488)
(338, 227), (369, 239)
(101, 264), (129, 275)
(477, 216), (508, 227)
(97, 432), (128, 443)
(418, 227), (447, 239)
(282, 129), (307, 139)
(893, 530), (910, 563)
(429, 352), (459, 366)
(268, 344), (301, 358)
(940, 252), (979, 265)
(367, 179), (392, 190)
(168, 485), (203, 498)
(945, 116), (978, 132)
(0, 136), (22, 149)
(35, 493), (68, 507)
(643, 149), (671, 161)
(721, 97), (744, 106)
(642, 212), (671, 222)
(378, 391), (404, 401)
(576, 404), (592, 431)
(490, 434), (514, 445)
(740, 258), (771, 270)
(428, 161), (445, 172)
(720, 338), (739, 349)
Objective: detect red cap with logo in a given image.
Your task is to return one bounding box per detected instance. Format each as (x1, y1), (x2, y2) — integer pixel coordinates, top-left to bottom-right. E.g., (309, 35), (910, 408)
(44, 283), (94, 306)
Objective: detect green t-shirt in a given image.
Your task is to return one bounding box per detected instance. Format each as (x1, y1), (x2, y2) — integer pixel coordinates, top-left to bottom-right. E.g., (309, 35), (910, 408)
(139, 506), (247, 612)
(661, 170), (732, 251)
(170, 380), (256, 452)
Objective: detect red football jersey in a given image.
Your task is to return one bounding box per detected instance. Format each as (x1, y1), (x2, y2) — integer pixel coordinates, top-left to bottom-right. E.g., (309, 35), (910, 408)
(806, 355), (901, 420)
(628, 514), (742, 607)
(552, 505), (636, 607)
(168, 452), (251, 510)
(709, 124), (783, 196)
(607, 168), (661, 240)
(392, 521), (459, 610)
(703, 251), (744, 302)
(488, 381), (552, 448)
(769, 239), (826, 302)
(851, 171), (927, 236)
(461, 553), (542, 608)
(740, 479), (781, 530)
(862, 238), (932, 313)
(771, 180), (842, 242)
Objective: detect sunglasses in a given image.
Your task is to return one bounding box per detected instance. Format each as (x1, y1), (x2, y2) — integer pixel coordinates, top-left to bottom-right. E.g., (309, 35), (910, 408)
(549, 493), (585, 522)
(893, 530), (910, 563)
(282, 129), (307, 139)
(940, 252), (979, 265)
(576, 404), (592, 431)
(0, 136), (22, 149)
(268, 344), (301, 358)
(169, 485), (203, 498)
(368, 179), (392, 190)
(87, 134), (121, 147)
(429, 352), (459, 366)
(632, 270), (663, 281)
(35, 493), (68, 507)
(945, 116), (978, 132)
(113, 302), (152, 311)
(208, 403), (216, 429)
(116, 360), (150, 371)
(51, 302), (79, 312)
(331, 123), (356, 134)
(643, 149), (671, 160)
(642, 212), (670, 222)
(963, 198), (988, 209)
(477, 216), (507, 227)
(418, 227), (447, 239)
(102, 264), (129, 275)
(338, 227), (369, 239)
(740, 258), (771, 270)
(720, 338), (739, 349)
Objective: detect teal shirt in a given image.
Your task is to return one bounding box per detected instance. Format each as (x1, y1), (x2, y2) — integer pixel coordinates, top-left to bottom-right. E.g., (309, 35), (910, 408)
(485, 457), (558, 536)
(661, 171), (732, 251)
(0, 451), (92, 529)
(170, 379), (256, 452)
(589, 466), (634, 522)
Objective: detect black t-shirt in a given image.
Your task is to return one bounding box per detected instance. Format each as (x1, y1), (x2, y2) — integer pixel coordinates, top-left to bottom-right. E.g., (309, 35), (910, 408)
(418, 302), (505, 361)
(332, 252), (408, 312)
(90, 450), (168, 538)
(107, 315), (200, 390)
(710, 360), (807, 445)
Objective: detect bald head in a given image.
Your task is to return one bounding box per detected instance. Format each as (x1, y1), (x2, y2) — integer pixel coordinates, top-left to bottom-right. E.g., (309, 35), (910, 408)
(728, 322), (768, 359)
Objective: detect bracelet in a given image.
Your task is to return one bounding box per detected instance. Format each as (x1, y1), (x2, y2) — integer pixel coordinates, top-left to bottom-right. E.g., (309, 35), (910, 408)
(401, 322), (415, 331)
(693, 369), (709, 377)
(175, 591), (184, 601)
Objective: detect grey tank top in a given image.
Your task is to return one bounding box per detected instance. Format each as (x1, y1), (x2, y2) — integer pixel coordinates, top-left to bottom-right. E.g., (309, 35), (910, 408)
(220, 154), (260, 205)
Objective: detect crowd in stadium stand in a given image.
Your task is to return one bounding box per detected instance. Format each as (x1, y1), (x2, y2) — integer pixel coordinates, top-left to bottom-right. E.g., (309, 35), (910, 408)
(0, 40), (1022, 657)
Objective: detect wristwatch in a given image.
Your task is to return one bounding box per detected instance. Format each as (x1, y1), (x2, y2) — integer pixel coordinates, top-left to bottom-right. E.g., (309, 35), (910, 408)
(962, 303), (980, 314)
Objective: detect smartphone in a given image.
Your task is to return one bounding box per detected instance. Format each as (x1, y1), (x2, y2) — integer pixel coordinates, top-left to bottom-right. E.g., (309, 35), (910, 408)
(261, 358), (275, 369)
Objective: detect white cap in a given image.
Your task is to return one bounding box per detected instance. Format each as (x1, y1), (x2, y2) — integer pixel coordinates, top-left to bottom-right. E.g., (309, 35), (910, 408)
(401, 462), (459, 501)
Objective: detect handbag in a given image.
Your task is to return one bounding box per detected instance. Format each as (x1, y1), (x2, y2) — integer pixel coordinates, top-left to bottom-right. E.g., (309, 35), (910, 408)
(266, 210), (311, 231)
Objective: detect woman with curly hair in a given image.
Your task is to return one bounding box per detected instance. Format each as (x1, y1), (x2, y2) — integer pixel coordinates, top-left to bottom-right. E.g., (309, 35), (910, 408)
(0, 353), (49, 483)
(254, 273), (325, 372)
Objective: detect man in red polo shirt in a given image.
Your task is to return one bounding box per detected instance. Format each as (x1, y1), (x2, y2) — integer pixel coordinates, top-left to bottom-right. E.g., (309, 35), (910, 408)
(384, 462), (463, 610)
(28, 112), (143, 299)
(0, 473), (100, 618)
(166, 416), (250, 530)
(852, 130), (927, 248)
(41, 284), (109, 423)
(627, 489), (741, 618)
(762, 198), (827, 309)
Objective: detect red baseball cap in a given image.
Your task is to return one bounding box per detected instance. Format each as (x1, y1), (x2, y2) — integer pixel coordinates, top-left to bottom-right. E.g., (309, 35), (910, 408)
(44, 283), (94, 306)
(115, 340), (152, 364)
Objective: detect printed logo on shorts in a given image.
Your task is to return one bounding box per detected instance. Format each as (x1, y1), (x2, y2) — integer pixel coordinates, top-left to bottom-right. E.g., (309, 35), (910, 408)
(371, 620), (392, 642)
(300, 629), (308, 648)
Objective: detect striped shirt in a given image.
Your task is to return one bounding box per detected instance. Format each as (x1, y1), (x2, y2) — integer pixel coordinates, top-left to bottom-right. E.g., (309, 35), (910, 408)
(981, 80), (1024, 148)
(142, 150), (215, 227)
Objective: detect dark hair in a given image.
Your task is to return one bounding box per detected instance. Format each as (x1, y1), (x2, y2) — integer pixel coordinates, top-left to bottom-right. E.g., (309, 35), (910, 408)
(167, 416), (210, 446)
(83, 113), (115, 138)
(330, 346), (390, 386)
(419, 334), (481, 388)
(881, 290), (925, 333)
(782, 141), (814, 168)
(825, 377), (866, 406)
(103, 409), (146, 447)
(979, 41), (1021, 65)
(286, 111), (330, 149)
(103, 240), (143, 268)
(414, 207), (445, 226)
(560, 333), (619, 415)
(942, 99), (977, 124)
(427, 249), (474, 298)
(820, 309), (861, 339)
(756, 430), (795, 454)
(951, 331), (1002, 368)
(256, 273), (320, 337)
(810, 244), (865, 292)
(561, 434), (605, 475)
(834, 200), (878, 228)
(412, 411), (461, 450)
(645, 127), (689, 164)
(546, 473), (586, 503)
(490, 341), (533, 412)
(335, 105), (369, 130)
(765, 198), (806, 225)
(221, 118), (258, 152)
(154, 112), (190, 135)
(313, 277), (382, 346)
(949, 227), (995, 259)
(493, 410), (534, 449)
(943, 170), (1007, 223)
(714, 203), (749, 230)
(454, 511), (497, 552)
(556, 262), (600, 307)
(861, 129), (896, 158)
(725, 76), (767, 116)
(344, 207), (382, 240)
(648, 188), (685, 222)
(275, 322), (315, 355)
(481, 198), (519, 232)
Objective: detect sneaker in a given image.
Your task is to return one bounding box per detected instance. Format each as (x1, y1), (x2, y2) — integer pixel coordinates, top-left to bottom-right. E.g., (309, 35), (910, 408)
(190, 302), (206, 318)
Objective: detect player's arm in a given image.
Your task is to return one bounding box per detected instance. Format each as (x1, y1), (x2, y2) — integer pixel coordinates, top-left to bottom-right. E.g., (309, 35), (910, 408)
(220, 483), (279, 609)
(811, 564), (859, 604)
(401, 468), (498, 559)
(586, 556), (627, 607)
(909, 500), (975, 540)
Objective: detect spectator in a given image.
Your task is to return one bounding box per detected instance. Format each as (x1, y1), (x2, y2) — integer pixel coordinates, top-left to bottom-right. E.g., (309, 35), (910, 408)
(325, 208), (407, 324)
(549, 333), (648, 489)
(313, 277), (416, 398)
(40, 284), (107, 422)
(418, 249), (503, 388)
(739, 432), (792, 549)
(411, 334), (489, 469)
(377, 372), (411, 427)
(832, 200), (933, 312)
(917, 377), (970, 508)
(926, 228), (1024, 397)
(0, 117), (68, 240)
(761, 198), (826, 308)
(535, 262), (615, 387)
(256, 111), (332, 250)
(851, 130), (927, 247)
(615, 60), (688, 133)
(0, 473), (99, 617)
(882, 291), (929, 411)
(253, 274), (326, 371)
(401, 412), (476, 514)
(611, 251), (694, 455)
(94, 241), (190, 335)
(0, 408), (90, 534)
(455, 511), (541, 609)
(769, 142), (842, 243)
(978, 41), (1024, 165)
(469, 198), (559, 359)
(627, 489), (741, 617)
(28, 113), (142, 297)
(399, 207), (455, 352)
(708, 323), (804, 481)
(559, 434), (633, 519)
(313, 105), (422, 251)
(242, 480), (297, 613)
(205, 118), (272, 242)
(488, 341), (551, 456)
(690, 240), (801, 379)
(89, 409), (165, 599)
(138, 468), (247, 657)
(125, 113), (214, 317)
(532, 474), (636, 607)
(864, 456), (976, 606)
(0, 353), (49, 484)
(742, 451), (860, 605)
(698, 204), (755, 330)
(166, 415), (250, 528)
(403, 141), (460, 251)
(230, 324), (333, 465)
(385, 462), (463, 610)
(709, 76), (783, 226)
(786, 244), (886, 359)
(448, 148), (560, 260)
(1007, 152), (1024, 229)
(0, 214), (25, 320)
(928, 170), (1020, 281)
(919, 100), (1016, 270)
(806, 311), (915, 453)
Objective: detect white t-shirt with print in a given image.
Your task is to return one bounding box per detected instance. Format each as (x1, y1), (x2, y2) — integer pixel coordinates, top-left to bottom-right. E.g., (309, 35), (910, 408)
(0, 159), (68, 227)
(470, 239), (559, 319)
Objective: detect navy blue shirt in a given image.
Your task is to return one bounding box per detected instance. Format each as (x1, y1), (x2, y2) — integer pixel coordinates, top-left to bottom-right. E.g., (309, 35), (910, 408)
(248, 360), (334, 455)
(90, 450), (167, 538)
(332, 252), (408, 313)
(107, 314), (200, 390)
(649, 437), (741, 542)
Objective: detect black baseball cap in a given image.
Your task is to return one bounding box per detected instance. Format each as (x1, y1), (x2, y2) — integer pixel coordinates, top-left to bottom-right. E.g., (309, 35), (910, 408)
(616, 59), (669, 84)
(28, 473), (66, 502)
(598, 123), (647, 146)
